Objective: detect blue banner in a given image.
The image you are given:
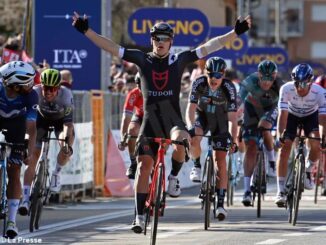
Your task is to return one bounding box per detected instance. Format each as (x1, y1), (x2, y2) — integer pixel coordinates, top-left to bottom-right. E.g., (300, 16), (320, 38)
(34, 0), (102, 90)
(128, 8), (210, 47)
(207, 27), (248, 59)
(234, 47), (289, 75)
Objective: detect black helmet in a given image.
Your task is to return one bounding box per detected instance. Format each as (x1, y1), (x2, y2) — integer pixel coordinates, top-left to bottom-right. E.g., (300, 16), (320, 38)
(258, 60), (278, 80)
(150, 22), (174, 38)
(205, 57), (227, 79)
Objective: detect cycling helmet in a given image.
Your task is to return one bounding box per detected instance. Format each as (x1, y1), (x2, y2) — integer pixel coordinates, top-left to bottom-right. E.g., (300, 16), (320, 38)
(315, 75), (326, 89)
(205, 57), (227, 79)
(0, 61), (35, 87)
(150, 22), (174, 38)
(258, 60), (278, 80)
(291, 63), (314, 88)
(41, 69), (61, 87)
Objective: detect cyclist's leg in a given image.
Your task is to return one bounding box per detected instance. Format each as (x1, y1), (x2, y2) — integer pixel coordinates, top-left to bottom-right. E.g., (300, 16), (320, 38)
(259, 107), (278, 177)
(189, 114), (206, 182)
(169, 124), (189, 197)
(21, 115), (45, 213)
(132, 141), (156, 233)
(303, 112), (320, 189)
(125, 116), (141, 179)
(213, 142), (228, 220)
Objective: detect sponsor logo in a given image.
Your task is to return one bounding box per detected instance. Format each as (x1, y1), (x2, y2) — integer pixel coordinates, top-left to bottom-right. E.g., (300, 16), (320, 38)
(52, 49), (88, 69)
(152, 71), (168, 91)
(148, 90), (173, 97)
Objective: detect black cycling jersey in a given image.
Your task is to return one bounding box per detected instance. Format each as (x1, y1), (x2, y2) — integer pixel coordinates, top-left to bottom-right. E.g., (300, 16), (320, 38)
(122, 49), (198, 138)
(189, 75), (237, 134)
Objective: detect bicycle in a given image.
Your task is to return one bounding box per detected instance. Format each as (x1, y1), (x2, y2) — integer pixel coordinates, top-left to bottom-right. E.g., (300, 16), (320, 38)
(0, 129), (27, 237)
(283, 126), (320, 226)
(226, 152), (238, 207)
(314, 146), (326, 204)
(250, 127), (268, 218)
(29, 126), (68, 232)
(197, 134), (218, 230)
(142, 137), (189, 245)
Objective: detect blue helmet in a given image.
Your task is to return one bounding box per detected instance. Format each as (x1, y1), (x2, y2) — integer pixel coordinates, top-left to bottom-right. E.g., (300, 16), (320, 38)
(291, 63), (314, 83)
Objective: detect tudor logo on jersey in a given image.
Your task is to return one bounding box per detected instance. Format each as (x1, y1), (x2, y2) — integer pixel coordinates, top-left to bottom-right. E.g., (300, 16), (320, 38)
(152, 70), (169, 91)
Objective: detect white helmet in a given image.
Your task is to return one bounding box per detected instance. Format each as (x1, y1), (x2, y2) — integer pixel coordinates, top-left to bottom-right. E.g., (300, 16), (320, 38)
(0, 61), (35, 87)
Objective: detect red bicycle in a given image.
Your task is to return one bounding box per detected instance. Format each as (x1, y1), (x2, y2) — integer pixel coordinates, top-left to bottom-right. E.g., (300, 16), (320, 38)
(142, 137), (189, 245)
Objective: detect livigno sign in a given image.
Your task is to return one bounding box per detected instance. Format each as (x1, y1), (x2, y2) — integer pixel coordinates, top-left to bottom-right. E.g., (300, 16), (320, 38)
(128, 8), (210, 46)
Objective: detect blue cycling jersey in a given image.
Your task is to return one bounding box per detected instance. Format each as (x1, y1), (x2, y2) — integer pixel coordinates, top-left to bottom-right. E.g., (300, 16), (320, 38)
(0, 82), (38, 121)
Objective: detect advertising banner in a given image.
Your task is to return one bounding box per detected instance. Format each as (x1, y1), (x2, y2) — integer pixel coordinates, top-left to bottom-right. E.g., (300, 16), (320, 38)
(128, 8), (210, 47)
(34, 0), (102, 90)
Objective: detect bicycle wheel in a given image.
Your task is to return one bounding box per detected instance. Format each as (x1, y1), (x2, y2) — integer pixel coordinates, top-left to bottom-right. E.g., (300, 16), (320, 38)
(204, 156), (213, 230)
(150, 164), (163, 245)
(314, 159), (321, 204)
(292, 155), (304, 226)
(226, 154), (232, 207)
(0, 166), (7, 236)
(256, 152), (263, 218)
(30, 160), (45, 232)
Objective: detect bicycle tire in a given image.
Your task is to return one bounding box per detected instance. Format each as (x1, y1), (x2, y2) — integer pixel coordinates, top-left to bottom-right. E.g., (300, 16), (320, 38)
(0, 166), (7, 237)
(292, 155), (304, 226)
(204, 156), (213, 230)
(226, 154), (232, 207)
(150, 164), (163, 245)
(314, 159), (321, 204)
(257, 152), (263, 218)
(29, 160), (45, 232)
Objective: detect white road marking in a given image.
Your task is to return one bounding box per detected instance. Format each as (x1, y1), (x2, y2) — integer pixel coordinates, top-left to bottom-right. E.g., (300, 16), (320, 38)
(310, 225), (326, 231)
(282, 232), (312, 237)
(256, 239), (286, 244)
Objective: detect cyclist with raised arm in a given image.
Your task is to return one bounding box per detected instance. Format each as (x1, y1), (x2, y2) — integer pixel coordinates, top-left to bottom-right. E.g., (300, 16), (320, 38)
(186, 57), (238, 220)
(0, 61), (38, 238)
(19, 68), (75, 215)
(118, 72), (143, 179)
(240, 60), (284, 206)
(275, 64), (326, 206)
(72, 12), (251, 233)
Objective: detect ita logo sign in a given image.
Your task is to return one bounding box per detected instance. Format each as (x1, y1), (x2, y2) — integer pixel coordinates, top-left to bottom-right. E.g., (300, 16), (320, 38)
(128, 8), (210, 46)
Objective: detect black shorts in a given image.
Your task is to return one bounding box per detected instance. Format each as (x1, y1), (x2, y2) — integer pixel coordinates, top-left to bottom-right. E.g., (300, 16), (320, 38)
(36, 113), (64, 148)
(283, 111), (319, 141)
(0, 116), (26, 164)
(242, 101), (278, 143)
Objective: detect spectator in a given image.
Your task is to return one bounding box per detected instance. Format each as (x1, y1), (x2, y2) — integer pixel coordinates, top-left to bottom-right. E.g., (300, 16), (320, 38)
(60, 69), (73, 89)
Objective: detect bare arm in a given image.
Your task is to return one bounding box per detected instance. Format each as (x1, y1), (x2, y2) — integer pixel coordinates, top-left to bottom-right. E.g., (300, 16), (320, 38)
(120, 113), (132, 140)
(72, 12), (120, 57)
(319, 114), (326, 136)
(26, 120), (36, 157)
(185, 103), (197, 128)
(277, 110), (288, 139)
(228, 111), (238, 143)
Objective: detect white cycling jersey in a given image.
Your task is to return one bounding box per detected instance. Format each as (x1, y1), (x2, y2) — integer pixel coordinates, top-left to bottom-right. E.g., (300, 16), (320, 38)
(278, 82), (326, 117)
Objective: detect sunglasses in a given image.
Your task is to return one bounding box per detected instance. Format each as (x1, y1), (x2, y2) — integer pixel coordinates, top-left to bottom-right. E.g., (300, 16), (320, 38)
(42, 85), (59, 92)
(294, 80), (310, 89)
(208, 72), (223, 79)
(152, 35), (171, 42)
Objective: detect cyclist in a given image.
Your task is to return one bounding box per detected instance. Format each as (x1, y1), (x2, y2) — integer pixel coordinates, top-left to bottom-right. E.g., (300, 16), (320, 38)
(275, 63), (326, 206)
(72, 12), (250, 233)
(186, 57), (238, 220)
(315, 75), (326, 89)
(240, 60), (284, 206)
(118, 72), (143, 179)
(19, 68), (75, 215)
(0, 61), (38, 238)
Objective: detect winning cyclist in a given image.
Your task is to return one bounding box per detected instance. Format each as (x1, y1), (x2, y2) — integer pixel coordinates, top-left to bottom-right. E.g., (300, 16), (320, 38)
(72, 12), (251, 233)
(0, 61), (38, 238)
(186, 57), (238, 220)
(118, 72), (143, 179)
(275, 63), (326, 206)
(19, 68), (75, 215)
(240, 60), (284, 206)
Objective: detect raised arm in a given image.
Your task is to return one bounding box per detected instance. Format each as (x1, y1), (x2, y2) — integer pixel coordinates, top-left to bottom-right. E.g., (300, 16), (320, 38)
(196, 16), (251, 58)
(72, 12), (120, 57)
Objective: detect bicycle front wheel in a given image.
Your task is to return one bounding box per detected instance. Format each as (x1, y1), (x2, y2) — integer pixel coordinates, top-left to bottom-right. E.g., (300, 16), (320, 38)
(150, 164), (163, 245)
(314, 158), (322, 204)
(204, 156), (213, 230)
(292, 155), (304, 226)
(256, 152), (263, 218)
(227, 154), (232, 207)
